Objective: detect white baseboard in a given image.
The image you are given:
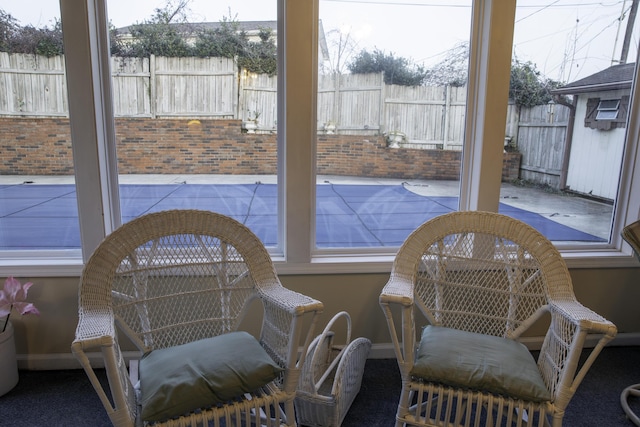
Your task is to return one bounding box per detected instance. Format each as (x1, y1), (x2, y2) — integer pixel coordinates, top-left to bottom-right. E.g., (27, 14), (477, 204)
(17, 333), (640, 370)
(17, 350), (140, 371)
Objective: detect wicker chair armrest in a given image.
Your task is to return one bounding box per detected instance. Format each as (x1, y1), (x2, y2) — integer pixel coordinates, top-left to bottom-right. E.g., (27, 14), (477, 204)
(72, 308), (136, 426)
(550, 299), (617, 337)
(260, 284), (324, 316)
(73, 308), (117, 350)
(379, 275), (415, 306)
(259, 285), (323, 388)
(538, 299), (617, 408)
(380, 276), (417, 376)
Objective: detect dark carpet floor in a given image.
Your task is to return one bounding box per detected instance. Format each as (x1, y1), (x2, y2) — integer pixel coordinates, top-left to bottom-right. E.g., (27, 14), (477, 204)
(2, 346), (640, 426)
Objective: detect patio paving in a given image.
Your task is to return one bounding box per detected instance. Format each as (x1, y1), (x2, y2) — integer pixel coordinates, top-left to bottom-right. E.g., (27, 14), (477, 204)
(0, 175), (612, 250)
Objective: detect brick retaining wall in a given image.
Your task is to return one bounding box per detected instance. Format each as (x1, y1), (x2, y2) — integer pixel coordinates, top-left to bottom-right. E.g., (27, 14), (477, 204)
(0, 117), (521, 180)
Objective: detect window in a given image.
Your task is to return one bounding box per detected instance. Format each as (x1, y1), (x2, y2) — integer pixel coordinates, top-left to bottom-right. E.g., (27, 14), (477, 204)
(105, 1), (280, 251)
(596, 99), (621, 121)
(0, 2), (80, 263)
(2, 0), (640, 275)
(584, 96), (630, 130)
(315, 0), (471, 250)
(501, 0), (640, 253)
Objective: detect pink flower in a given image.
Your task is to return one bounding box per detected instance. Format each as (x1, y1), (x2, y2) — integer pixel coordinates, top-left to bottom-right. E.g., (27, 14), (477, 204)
(1, 276), (40, 333)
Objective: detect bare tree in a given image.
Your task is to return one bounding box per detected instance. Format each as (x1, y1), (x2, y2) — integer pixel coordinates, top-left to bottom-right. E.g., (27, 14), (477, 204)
(150, 0), (192, 24)
(322, 27), (359, 75)
(423, 42), (469, 87)
(119, 0), (194, 57)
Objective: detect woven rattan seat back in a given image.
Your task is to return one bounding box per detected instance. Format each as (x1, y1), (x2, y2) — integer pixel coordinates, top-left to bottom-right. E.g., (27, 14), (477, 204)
(391, 210), (567, 338)
(81, 209), (277, 352)
(72, 209), (323, 427)
(380, 211), (617, 427)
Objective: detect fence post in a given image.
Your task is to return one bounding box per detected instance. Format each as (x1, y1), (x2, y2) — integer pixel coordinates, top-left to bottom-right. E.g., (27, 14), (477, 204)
(443, 85), (451, 149)
(233, 58), (239, 120)
(238, 68), (247, 121)
(379, 73), (385, 134)
(150, 54), (156, 119)
(333, 73), (340, 127)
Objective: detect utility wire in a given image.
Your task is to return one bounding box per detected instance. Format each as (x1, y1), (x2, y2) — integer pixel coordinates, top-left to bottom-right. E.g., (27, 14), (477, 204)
(322, 0), (470, 6)
(322, 0), (622, 7)
(517, 0), (561, 23)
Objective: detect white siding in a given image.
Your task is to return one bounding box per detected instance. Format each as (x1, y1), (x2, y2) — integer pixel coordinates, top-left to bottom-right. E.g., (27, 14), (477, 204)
(566, 89), (627, 200)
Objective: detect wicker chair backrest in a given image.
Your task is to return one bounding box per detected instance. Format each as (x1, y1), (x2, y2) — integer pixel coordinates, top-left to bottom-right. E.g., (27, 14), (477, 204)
(79, 209), (279, 351)
(391, 211), (575, 338)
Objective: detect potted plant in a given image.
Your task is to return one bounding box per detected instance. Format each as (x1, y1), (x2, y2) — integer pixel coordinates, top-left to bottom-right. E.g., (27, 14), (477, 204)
(0, 276), (39, 396)
(243, 110), (261, 134)
(385, 130), (406, 148)
(324, 120), (337, 134)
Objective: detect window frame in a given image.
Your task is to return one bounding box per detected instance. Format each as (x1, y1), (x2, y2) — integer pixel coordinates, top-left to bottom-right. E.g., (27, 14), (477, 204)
(1, 0), (639, 278)
(596, 99), (621, 120)
(585, 96), (630, 130)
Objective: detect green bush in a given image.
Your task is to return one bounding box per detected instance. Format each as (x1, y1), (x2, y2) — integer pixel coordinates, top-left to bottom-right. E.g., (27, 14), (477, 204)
(348, 48), (427, 86)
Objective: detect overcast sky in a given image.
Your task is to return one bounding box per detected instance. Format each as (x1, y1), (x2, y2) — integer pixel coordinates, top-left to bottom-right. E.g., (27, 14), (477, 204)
(2, 0), (639, 82)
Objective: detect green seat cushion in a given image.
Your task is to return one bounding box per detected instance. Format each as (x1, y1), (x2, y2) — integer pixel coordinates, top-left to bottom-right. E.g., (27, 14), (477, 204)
(139, 331), (284, 422)
(410, 325), (551, 402)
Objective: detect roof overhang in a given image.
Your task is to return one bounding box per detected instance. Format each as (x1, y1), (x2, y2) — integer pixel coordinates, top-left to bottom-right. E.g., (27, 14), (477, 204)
(551, 81), (633, 95)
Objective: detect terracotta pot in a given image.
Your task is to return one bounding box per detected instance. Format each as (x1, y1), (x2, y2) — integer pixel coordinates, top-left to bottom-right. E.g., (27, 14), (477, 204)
(0, 321), (19, 396)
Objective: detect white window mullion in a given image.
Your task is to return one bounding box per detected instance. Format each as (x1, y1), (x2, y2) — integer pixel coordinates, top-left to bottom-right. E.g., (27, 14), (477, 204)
(280, 0), (318, 263)
(60, 0), (121, 262)
(460, 0), (516, 212)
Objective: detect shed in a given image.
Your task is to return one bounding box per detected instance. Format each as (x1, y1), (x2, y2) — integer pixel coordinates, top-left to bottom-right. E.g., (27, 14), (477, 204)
(551, 63), (635, 201)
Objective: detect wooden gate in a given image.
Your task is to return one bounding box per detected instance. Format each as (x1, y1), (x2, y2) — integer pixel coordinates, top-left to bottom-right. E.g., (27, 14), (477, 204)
(516, 103), (570, 189)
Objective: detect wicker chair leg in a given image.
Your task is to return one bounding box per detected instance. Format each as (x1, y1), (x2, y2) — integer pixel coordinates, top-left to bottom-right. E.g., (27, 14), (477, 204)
(283, 400), (296, 426)
(395, 385), (412, 427)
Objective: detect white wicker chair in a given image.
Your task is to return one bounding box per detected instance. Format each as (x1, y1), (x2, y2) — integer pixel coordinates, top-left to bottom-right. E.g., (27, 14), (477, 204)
(621, 219), (640, 426)
(71, 209), (324, 427)
(379, 211), (617, 427)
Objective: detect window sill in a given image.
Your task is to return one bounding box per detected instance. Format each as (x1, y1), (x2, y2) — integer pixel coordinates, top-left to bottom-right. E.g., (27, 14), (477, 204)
(0, 256), (84, 277)
(1, 248), (637, 278)
(275, 254), (395, 275)
(562, 249), (639, 269)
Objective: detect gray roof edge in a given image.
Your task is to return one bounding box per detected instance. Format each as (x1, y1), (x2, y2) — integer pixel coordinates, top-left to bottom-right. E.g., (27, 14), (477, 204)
(552, 63), (636, 94)
(551, 80), (633, 95)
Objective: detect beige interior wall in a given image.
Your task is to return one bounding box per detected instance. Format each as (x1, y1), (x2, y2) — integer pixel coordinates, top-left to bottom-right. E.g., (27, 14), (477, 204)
(9, 266), (640, 367)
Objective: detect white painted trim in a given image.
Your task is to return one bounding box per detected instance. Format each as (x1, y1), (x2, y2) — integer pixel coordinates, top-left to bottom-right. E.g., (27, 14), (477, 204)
(16, 350), (140, 370)
(59, 0), (121, 262)
(460, 0), (516, 212)
(282, 0), (318, 263)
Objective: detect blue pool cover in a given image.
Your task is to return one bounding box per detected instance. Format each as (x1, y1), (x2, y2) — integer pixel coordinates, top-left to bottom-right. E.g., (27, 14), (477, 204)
(0, 182), (605, 249)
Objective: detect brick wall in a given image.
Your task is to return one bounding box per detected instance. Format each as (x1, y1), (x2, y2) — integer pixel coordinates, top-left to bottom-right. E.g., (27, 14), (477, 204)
(0, 117), (520, 180)
(116, 118), (278, 174)
(0, 118), (74, 174)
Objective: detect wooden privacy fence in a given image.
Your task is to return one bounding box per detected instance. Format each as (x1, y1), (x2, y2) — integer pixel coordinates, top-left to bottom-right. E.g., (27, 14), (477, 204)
(0, 53), (67, 117)
(0, 52), (503, 147)
(111, 55), (239, 119)
(317, 73), (469, 150)
(0, 52), (569, 187)
(516, 103), (570, 189)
